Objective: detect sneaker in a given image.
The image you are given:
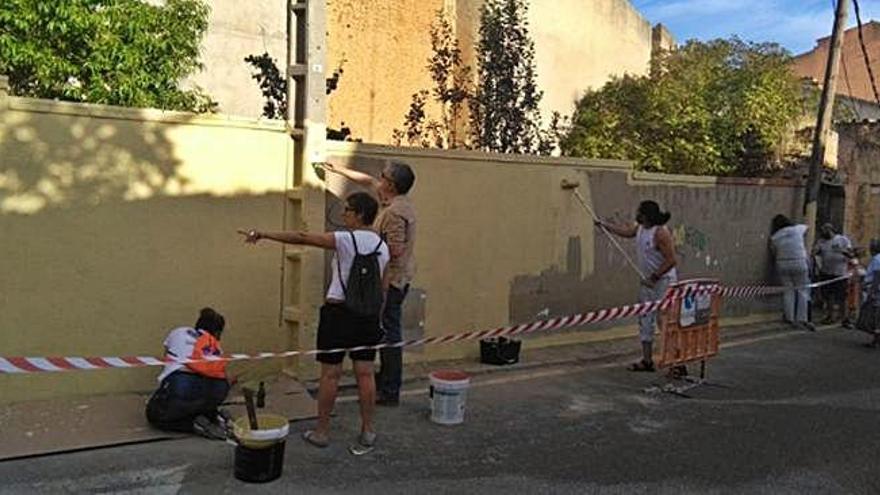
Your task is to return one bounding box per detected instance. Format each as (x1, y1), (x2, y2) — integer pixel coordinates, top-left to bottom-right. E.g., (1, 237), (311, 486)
(192, 415), (227, 440)
(215, 409), (234, 437)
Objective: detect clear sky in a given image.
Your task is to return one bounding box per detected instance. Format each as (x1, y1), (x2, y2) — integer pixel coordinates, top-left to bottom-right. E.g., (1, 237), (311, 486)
(632, 0), (880, 55)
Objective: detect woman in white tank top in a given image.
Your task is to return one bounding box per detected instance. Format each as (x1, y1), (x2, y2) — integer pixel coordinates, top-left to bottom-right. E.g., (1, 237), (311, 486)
(598, 200), (678, 372)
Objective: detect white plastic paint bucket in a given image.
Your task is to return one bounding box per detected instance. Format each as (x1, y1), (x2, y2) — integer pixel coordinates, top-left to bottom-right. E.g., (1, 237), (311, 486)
(428, 370), (470, 425)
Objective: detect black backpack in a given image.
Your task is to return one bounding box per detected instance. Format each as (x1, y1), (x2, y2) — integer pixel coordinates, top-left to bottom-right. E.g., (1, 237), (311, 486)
(338, 231), (385, 317)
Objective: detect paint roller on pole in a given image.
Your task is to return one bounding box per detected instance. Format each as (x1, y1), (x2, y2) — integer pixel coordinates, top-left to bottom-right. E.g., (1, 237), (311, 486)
(560, 179), (649, 283)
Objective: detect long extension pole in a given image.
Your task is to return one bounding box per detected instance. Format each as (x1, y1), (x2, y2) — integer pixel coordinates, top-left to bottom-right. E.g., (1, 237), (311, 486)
(562, 179), (648, 282)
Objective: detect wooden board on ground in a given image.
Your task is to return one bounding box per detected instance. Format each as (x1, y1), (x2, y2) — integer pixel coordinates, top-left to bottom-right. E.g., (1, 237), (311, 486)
(0, 376), (314, 461)
(0, 394), (181, 461)
(224, 375), (316, 422)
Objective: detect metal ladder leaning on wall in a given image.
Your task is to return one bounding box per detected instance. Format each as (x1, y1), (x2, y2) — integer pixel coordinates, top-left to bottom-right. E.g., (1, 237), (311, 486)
(282, 0), (327, 380)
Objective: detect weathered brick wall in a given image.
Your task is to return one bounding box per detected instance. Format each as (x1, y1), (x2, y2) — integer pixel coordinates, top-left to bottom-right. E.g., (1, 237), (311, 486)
(839, 122), (880, 251)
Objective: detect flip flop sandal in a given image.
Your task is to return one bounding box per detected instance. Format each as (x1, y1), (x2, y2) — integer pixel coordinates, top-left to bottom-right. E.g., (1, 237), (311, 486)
(627, 360), (655, 372)
(302, 430), (329, 448)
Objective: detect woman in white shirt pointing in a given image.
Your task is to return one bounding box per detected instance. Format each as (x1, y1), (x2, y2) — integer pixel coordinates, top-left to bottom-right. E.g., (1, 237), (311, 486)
(240, 192), (389, 454)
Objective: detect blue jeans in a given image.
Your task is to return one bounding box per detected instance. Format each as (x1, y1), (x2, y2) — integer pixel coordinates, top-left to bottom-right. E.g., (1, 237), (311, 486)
(145, 371), (229, 432)
(376, 285), (408, 399)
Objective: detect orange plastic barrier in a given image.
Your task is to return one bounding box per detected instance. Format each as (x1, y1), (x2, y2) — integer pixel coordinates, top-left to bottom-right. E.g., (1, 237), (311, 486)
(657, 278), (721, 369)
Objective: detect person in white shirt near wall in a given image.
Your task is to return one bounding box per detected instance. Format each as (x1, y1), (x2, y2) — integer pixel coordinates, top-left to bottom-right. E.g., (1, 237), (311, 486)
(597, 200), (678, 373)
(769, 214), (815, 331)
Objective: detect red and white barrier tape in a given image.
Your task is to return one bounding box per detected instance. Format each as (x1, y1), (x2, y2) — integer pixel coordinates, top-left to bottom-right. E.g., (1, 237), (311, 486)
(0, 275), (852, 375)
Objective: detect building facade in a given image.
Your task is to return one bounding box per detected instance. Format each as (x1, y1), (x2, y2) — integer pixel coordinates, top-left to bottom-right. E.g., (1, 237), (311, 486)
(187, 0), (671, 144)
(792, 21), (880, 108)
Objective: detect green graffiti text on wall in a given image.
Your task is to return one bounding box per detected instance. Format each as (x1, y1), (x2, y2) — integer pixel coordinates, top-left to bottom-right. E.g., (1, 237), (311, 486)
(673, 225), (709, 252)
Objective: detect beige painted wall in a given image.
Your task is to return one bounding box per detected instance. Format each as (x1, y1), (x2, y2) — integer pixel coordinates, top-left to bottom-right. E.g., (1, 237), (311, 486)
(328, 143), (616, 359)
(1, 89), (797, 402)
(326, 142), (802, 364)
(0, 91), (296, 401)
(185, 0), (657, 142)
(325, 143), (607, 363)
(326, 0), (445, 143)
(455, 0), (654, 121)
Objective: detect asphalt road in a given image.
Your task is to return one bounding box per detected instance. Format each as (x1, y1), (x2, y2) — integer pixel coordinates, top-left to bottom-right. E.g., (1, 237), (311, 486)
(2, 326), (879, 494)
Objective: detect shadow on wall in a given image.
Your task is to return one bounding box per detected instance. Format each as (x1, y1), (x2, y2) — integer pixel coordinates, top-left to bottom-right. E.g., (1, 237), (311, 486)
(0, 104), (189, 213)
(0, 100), (292, 400)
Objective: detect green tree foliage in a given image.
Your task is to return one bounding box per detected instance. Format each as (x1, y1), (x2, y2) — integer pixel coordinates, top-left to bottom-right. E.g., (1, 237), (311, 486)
(394, 4), (561, 154)
(0, 0), (216, 112)
(393, 9), (471, 149)
(561, 38), (804, 176)
(469, 0), (546, 154)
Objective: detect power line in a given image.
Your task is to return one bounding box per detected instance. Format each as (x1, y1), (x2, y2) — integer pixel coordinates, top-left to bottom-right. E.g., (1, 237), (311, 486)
(841, 54), (862, 120)
(832, 0), (862, 120)
(852, 0), (880, 106)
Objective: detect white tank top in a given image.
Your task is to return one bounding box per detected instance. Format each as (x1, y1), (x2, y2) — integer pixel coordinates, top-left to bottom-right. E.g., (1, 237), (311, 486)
(636, 226), (677, 280)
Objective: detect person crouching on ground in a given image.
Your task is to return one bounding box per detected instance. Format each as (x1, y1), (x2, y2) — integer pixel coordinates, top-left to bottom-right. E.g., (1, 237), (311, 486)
(596, 200), (678, 372)
(769, 215), (815, 331)
(146, 307), (234, 440)
(239, 192), (389, 452)
(857, 239), (880, 348)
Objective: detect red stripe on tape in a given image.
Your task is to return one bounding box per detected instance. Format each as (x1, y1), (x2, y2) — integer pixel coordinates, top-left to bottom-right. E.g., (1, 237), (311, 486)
(7, 357), (42, 373)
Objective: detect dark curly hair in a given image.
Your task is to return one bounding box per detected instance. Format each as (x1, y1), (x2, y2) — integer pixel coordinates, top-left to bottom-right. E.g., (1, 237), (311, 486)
(638, 200), (671, 226)
(195, 307), (225, 338)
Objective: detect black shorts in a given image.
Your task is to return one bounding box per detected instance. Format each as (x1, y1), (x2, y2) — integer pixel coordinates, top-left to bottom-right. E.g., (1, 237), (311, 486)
(316, 303), (382, 364)
(819, 273), (848, 304)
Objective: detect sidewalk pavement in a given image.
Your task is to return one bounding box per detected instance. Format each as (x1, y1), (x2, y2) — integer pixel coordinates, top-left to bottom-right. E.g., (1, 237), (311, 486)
(0, 316), (790, 460)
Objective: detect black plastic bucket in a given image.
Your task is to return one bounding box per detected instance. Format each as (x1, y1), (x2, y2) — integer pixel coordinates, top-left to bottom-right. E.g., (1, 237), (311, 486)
(234, 441), (286, 483)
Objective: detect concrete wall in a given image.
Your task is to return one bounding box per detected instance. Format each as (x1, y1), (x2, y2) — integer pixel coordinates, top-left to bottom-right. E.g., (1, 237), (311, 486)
(1, 85), (806, 401)
(180, 0), (288, 119)
(839, 121), (880, 251)
(188, 1), (659, 142)
(455, 0), (656, 121)
(326, 142), (804, 364)
(0, 88), (295, 401)
(326, 0), (445, 143)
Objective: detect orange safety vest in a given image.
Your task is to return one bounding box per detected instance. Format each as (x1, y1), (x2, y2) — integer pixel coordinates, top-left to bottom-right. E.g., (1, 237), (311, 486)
(186, 331), (227, 379)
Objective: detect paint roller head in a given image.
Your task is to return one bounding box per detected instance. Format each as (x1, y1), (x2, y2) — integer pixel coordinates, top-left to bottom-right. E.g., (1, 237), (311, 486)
(560, 179), (580, 190)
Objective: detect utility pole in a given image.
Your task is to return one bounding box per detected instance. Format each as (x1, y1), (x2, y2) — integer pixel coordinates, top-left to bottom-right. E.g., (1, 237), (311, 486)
(804, 0), (847, 247)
